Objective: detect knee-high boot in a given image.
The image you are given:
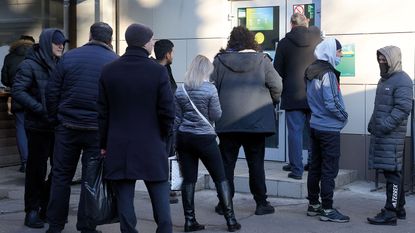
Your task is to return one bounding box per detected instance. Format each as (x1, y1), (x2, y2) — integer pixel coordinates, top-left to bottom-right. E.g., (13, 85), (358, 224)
(215, 181), (241, 232)
(181, 183), (205, 232)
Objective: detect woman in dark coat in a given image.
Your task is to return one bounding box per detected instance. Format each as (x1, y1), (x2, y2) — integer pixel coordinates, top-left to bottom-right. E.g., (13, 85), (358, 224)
(98, 23), (175, 233)
(367, 46), (413, 226)
(175, 55), (241, 232)
(210, 26), (282, 216)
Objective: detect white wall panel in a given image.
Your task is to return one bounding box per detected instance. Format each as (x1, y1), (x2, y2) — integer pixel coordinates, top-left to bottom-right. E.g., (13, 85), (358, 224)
(322, 0), (415, 34)
(332, 34), (415, 85)
(340, 85), (366, 134)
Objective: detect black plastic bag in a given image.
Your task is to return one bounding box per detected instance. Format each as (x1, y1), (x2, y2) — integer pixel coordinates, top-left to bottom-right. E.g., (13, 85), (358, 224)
(83, 156), (119, 225)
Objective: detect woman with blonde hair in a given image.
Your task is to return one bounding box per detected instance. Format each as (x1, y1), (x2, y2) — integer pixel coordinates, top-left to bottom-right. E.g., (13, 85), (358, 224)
(175, 55), (241, 232)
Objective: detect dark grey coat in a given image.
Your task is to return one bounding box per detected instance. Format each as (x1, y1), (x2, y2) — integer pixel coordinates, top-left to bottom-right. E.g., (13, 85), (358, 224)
(210, 51), (282, 134)
(368, 46), (413, 171)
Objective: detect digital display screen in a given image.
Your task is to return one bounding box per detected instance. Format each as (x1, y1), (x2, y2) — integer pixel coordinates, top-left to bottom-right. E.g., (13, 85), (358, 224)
(238, 6), (280, 51)
(246, 8), (273, 31)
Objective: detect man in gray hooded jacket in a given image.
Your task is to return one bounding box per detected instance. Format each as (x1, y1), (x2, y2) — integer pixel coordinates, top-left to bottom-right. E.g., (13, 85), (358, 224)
(304, 38), (349, 223)
(367, 46), (412, 225)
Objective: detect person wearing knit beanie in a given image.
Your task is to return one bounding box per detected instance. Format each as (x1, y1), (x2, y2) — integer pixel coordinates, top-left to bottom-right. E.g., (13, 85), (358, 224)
(125, 23), (154, 50)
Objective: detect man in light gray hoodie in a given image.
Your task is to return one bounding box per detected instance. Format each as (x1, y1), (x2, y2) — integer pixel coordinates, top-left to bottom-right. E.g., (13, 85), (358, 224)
(304, 38), (349, 223)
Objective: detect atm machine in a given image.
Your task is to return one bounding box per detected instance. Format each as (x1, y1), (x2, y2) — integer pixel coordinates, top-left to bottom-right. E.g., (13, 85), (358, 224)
(228, 0), (321, 162)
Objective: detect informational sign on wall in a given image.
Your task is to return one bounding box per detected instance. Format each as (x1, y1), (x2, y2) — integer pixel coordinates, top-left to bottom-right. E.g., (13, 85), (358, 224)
(293, 4), (315, 26)
(337, 44), (356, 77)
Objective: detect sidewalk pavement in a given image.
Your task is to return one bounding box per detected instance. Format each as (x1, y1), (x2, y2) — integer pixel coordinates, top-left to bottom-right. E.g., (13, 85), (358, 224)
(0, 164), (414, 233)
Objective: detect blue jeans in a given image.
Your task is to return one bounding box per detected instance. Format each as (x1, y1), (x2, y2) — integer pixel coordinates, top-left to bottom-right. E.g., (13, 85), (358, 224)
(14, 111), (28, 164)
(286, 110), (310, 176)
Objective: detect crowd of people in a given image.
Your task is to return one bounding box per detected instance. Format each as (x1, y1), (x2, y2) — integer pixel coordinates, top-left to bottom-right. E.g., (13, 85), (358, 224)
(0, 11), (411, 233)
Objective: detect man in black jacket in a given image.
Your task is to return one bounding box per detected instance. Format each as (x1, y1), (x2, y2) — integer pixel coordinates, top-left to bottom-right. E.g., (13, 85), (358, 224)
(274, 13), (318, 180)
(1, 35), (34, 172)
(12, 28), (66, 229)
(154, 39), (179, 204)
(45, 22), (118, 233)
(98, 23), (175, 233)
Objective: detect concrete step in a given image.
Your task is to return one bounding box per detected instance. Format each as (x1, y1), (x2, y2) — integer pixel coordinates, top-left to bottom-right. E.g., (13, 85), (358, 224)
(135, 160), (358, 200)
(0, 128), (15, 138)
(200, 160), (358, 199)
(0, 153), (20, 167)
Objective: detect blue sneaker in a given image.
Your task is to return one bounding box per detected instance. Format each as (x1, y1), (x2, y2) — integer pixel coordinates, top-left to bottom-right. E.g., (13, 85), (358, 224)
(320, 208), (350, 223)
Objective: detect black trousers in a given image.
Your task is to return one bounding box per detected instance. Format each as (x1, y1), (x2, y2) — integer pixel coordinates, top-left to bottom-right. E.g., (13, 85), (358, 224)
(176, 132), (226, 184)
(24, 129), (54, 214)
(113, 179), (172, 233)
(47, 125), (99, 232)
(217, 132), (268, 205)
(307, 128), (340, 209)
(384, 170), (406, 211)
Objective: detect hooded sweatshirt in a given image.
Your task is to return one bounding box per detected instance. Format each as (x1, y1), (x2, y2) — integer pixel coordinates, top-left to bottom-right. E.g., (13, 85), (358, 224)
(12, 28), (65, 131)
(305, 38), (348, 132)
(211, 50), (282, 134)
(273, 26), (318, 110)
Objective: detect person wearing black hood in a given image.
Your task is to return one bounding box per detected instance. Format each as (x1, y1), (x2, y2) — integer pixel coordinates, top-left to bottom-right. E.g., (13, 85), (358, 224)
(98, 23), (175, 233)
(274, 13), (319, 180)
(12, 28), (67, 229)
(1, 35), (35, 173)
(367, 46), (412, 226)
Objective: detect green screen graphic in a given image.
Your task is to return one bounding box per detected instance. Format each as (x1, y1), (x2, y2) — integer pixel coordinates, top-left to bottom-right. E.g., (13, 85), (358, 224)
(337, 44), (356, 77)
(246, 8), (273, 31)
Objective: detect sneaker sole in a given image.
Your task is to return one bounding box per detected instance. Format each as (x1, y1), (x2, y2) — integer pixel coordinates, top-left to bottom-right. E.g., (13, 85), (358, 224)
(320, 216), (350, 223)
(367, 219), (397, 226)
(307, 211), (321, 216)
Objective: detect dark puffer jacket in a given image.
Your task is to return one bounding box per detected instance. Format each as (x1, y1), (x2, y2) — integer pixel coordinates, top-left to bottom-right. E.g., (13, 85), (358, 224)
(368, 46), (413, 171)
(46, 41), (118, 130)
(1, 39), (34, 112)
(211, 51), (282, 134)
(12, 29), (64, 131)
(175, 82), (221, 135)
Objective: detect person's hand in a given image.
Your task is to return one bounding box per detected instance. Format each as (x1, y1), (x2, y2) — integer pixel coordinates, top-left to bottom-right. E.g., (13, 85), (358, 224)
(100, 149), (107, 157)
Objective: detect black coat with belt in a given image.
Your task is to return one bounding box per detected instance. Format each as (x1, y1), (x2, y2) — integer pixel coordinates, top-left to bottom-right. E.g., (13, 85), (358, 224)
(98, 47), (175, 181)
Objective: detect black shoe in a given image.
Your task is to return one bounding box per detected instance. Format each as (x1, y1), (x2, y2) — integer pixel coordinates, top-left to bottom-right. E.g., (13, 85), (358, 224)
(24, 210), (44, 228)
(320, 208), (350, 223)
(396, 208), (406, 220)
(282, 164), (292, 171)
(184, 219), (205, 232)
(307, 204), (323, 216)
(215, 203), (224, 215)
(19, 163), (26, 173)
(46, 229), (61, 233)
(169, 195), (179, 204)
(367, 209), (397, 225)
(304, 163), (309, 171)
(288, 172), (302, 180)
(255, 202), (275, 215)
(227, 222), (241, 232)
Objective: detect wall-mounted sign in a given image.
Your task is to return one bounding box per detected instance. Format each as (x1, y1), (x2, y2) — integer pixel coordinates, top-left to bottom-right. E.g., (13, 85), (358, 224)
(293, 4), (315, 26)
(337, 44), (356, 77)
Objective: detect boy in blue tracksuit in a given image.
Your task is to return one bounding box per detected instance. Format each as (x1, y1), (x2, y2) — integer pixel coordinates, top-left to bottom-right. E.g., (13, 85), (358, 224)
(304, 38), (350, 223)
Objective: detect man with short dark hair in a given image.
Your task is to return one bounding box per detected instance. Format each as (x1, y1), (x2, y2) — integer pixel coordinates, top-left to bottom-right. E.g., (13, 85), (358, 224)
(45, 22), (118, 233)
(154, 39), (179, 204)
